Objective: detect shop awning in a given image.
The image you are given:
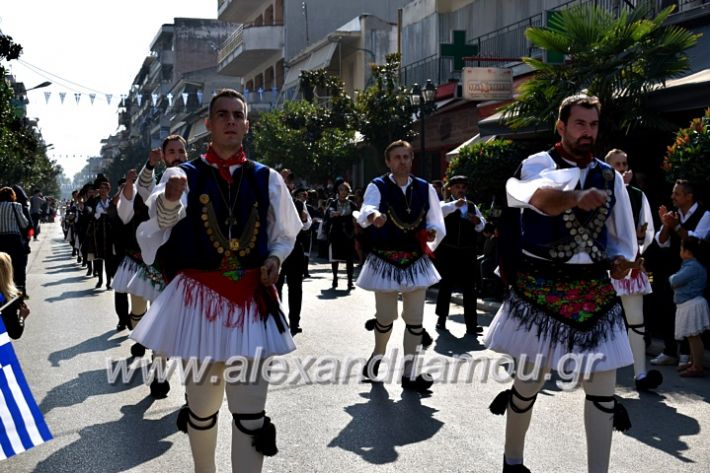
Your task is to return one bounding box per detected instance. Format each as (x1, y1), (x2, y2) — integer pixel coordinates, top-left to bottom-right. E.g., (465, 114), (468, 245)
(282, 42), (338, 92)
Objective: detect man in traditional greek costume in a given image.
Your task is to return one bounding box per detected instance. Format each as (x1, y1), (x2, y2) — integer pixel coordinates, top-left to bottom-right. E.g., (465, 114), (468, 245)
(114, 135), (189, 398)
(484, 95), (637, 473)
(604, 149), (662, 391)
(131, 89), (302, 473)
(355, 140), (446, 393)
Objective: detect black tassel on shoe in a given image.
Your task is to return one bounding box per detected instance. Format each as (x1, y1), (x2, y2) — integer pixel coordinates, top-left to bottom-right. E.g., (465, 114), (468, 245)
(489, 389), (511, 415)
(613, 401), (632, 432)
(176, 405), (189, 433)
(252, 417), (278, 456)
(364, 318), (377, 331)
(420, 329), (433, 349)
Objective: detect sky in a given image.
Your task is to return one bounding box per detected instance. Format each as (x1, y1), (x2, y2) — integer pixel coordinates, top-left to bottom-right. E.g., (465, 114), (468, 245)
(0, 0), (217, 178)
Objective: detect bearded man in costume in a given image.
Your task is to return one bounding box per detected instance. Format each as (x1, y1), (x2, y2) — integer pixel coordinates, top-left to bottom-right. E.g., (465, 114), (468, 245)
(484, 94), (637, 473)
(115, 135), (189, 398)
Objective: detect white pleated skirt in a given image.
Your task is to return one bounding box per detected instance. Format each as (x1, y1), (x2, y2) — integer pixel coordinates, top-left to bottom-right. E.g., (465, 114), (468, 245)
(675, 296), (710, 339)
(130, 274), (296, 361)
(484, 294), (634, 373)
(356, 254), (440, 293)
(126, 268), (164, 302)
(112, 257), (141, 293)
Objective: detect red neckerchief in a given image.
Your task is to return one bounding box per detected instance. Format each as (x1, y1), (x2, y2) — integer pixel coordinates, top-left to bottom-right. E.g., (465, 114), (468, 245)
(203, 145), (247, 184)
(554, 142), (593, 168)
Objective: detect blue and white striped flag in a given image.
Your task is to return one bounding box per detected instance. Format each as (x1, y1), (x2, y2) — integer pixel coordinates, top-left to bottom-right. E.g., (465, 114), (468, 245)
(0, 307), (52, 460)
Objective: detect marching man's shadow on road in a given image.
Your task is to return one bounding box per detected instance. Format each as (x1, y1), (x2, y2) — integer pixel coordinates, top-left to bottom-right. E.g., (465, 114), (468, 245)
(48, 330), (128, 367)
(34, 397), (177, 473)
(39, 364), (142, 414)
(328, 383), (444, 464)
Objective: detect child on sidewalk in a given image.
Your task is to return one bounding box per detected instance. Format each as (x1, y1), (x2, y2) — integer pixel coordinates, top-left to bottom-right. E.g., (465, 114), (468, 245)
(0, 252), (30, 339)
(670, 237), (710, 377)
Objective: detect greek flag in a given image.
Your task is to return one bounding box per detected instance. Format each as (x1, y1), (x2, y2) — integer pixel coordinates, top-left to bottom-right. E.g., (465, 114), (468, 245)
(0, 307), (52, 459)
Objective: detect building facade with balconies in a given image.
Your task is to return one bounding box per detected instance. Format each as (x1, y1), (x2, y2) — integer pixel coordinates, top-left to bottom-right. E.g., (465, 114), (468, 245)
(217, 0), (411, 111)
(398, 0), (710, 181)
(123, 18), (237, 149)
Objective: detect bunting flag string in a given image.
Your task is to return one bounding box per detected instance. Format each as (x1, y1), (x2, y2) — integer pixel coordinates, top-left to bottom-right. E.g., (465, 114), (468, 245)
(27, 89), (233, 109)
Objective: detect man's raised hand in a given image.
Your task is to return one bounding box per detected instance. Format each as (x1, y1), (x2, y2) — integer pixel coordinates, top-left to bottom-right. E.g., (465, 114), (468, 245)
(165, 175), (187, 202)
(575, 189), (606, 211)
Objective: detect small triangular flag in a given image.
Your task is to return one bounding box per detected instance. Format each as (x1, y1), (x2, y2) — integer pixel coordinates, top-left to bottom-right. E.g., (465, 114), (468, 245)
(196, 90), (204, 105)
(182, 92), (189, 106)
(106, 94), (113, 105)
(59, 92), (66, 104)
(167, 93), (173, 106)
(89, 93), (96, 104)
(44, 91), (51, 104)
(74, 93), (81, 104)
(151, 93), (159, 106)
(136, 94), (143, 106)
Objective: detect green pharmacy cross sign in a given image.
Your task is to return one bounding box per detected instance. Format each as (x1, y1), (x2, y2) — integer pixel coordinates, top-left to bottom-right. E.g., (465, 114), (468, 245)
(440, 30), (479, 71)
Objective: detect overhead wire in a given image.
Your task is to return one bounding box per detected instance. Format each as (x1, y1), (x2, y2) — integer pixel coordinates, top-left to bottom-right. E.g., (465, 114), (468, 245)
(16, 58), (113, 96)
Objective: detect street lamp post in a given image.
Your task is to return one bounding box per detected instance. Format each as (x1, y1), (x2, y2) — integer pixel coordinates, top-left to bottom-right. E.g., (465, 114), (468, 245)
(409, 79), (437, 179)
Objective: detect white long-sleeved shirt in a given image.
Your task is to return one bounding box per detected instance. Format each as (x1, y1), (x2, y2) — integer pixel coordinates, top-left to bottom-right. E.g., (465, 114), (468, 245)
(654, 201), (710, 248)
(440, 199), (486, 232)
(506, 151), (637, 263)
(355, 174), (446, 251)
(136, 158), (302, 266)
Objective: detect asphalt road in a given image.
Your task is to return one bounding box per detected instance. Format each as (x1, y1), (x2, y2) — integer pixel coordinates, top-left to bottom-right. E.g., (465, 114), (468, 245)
(2, 222), (709, 472)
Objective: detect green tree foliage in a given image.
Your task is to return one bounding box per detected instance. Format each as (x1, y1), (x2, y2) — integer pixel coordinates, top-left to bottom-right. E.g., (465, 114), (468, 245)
(447, 139), (541, 208)
(253, 99), (357, 181)
(1, 32), (61, 196)
(502, 2), (700, 147)
(353, 53), (416, 157)
(662, 108), (710, 186)
(100, 139), (150, 187)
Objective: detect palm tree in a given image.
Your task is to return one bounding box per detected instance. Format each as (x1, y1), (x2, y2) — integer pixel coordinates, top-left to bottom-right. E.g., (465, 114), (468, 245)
(502, 1), (700, 147)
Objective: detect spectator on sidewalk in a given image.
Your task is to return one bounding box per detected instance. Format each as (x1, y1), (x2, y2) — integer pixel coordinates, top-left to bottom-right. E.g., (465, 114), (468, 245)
(0, 187), (31, 296)
(670, 236), (710, 377)
(29, 189), (45, 240)
(651, 179), (710, 367)
(435, 175), (486, 334)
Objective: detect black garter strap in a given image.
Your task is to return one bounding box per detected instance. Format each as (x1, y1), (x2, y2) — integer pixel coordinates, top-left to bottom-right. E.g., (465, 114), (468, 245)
(130, 313), (145, 322)
(406, 323), (424, 335)
(626, 322), (645, 336)
(176, 404), (218, 433)
(489, 387), (538, 415)
(405, 324), (433, 348)
(232, 411), (278, 456)
(585, 395), (631, 432)
(365, 318), (393, 333)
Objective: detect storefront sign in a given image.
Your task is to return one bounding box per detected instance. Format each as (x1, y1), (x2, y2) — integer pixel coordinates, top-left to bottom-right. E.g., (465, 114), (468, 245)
(462, 67), (513, 101)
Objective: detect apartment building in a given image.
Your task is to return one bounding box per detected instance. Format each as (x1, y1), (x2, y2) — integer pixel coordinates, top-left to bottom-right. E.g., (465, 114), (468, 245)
(217, 0), (410, 110)
(122, 18), (237, 149)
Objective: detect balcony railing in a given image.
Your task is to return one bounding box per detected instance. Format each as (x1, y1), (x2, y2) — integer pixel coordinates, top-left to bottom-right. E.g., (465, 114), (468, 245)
(217, 21), (284, 64)
(400, 0), (708, 87)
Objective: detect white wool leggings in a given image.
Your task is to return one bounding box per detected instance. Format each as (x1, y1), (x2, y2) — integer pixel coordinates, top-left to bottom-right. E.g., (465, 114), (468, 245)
(621, 294), (647, 378)
(373, 289), (426, 376)
(504, 362), (617, 473)
(183, 360), (269, 473)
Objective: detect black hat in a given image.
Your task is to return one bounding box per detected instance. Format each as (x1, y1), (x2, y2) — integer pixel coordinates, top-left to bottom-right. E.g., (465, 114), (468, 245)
(447, 175), (469, 186)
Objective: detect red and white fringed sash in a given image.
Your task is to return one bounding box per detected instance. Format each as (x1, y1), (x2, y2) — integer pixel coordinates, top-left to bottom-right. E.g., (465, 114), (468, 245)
(611, 270), (651, 296)
(177, 269), (282, 329)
